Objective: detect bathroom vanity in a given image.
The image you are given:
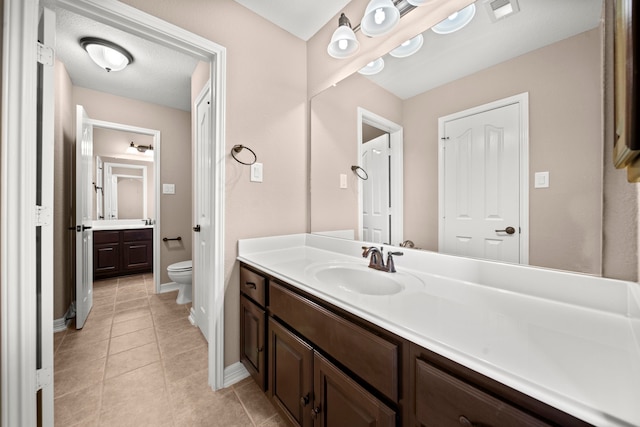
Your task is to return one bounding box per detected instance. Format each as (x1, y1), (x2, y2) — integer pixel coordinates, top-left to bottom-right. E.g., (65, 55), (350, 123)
(93, 223), (153, 279)
(238, 234), (640, 427)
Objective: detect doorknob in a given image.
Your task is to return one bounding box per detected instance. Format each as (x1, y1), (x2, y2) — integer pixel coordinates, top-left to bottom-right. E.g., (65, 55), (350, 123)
(495, 226), (516, 235)
(193, 225), (201, 232)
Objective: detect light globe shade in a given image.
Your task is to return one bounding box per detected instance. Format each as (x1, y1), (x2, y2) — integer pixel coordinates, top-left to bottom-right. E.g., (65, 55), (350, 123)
(389, 34), (424, 58)
(361, 0), (400, 37)
(357, 58), (385, 75)
(406, 0), (435, 5)
(80, 37), (133, 72)
(431, 4), (476, 34)
(327, 14), (360, 59)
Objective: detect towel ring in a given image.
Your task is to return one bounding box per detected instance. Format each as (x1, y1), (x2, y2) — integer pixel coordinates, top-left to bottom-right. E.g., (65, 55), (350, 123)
(231, 144), (257, 166)
(351, 165), (368, 180)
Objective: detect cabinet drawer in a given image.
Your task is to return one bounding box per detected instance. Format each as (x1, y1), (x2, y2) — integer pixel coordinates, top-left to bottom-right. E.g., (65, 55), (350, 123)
(122, 228), (152, 242)
(269, 282), (398, 402)
(415, 358), (549, 427)
(240, 266), (266, 307)
(94, 230), (120, 244)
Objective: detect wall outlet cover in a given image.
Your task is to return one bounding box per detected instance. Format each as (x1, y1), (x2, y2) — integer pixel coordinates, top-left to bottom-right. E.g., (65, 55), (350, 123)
(163, 183), (176, 194)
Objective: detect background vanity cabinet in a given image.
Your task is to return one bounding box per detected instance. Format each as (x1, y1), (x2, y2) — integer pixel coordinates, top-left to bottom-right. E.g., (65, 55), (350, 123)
(268, 280), (398, 427)
(94, 228), (152, 279)
(239, 266), (268, 390)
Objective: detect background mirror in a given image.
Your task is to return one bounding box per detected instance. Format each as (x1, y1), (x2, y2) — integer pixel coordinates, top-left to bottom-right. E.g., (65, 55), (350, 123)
(310, 0), (605, 275)
(93, 127), (155, 220)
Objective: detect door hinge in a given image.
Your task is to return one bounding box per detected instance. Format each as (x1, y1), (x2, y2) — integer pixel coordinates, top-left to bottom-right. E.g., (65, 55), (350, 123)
(36, 367), (52, 390)
(35, 205), (51, 226)
(37, 42), (54, 66)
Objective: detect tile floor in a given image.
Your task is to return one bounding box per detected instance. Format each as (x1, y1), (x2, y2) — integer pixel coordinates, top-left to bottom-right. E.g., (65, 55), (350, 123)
(53, 273), (288, 427)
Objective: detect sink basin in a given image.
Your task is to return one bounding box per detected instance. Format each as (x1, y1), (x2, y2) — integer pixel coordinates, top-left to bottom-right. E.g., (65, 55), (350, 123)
(308, 263), (424, 296)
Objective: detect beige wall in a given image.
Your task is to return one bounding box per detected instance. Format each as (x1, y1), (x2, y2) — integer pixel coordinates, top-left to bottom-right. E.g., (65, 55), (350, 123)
(121, 0), (308, 366)
(53, 61), (75, 319)
(73, 87), (192, 285)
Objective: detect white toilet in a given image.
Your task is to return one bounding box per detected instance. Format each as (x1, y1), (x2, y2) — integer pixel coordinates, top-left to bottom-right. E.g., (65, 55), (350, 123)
(167, 260), (192, 304)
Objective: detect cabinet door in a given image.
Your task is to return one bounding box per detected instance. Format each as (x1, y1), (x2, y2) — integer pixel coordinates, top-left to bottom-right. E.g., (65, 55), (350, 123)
(122, 240), (153, 272)
(240, 295), (266, 390)
(94, 243), (120, 278)
(313, 352), (395, 427)
(268, 318), (313, 427)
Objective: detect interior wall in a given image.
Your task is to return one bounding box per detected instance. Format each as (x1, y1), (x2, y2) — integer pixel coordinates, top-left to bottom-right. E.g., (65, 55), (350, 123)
(73, 87), (192, 285)
(121, 0), (308, 367)
(53, 60), (75, 319)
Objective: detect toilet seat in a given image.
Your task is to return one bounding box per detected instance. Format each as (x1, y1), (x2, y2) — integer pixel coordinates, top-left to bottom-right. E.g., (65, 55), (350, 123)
(168, 260), (192, 272)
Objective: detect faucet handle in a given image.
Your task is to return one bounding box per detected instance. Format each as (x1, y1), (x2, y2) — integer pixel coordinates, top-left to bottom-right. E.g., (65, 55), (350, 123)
(385, 251), (403, 273)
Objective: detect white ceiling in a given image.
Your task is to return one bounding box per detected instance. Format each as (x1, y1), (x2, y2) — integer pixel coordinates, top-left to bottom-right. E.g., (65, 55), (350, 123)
(54, 0), (603, 111)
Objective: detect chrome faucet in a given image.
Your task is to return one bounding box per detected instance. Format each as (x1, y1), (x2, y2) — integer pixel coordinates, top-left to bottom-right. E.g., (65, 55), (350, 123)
(362, 246), (403, 273)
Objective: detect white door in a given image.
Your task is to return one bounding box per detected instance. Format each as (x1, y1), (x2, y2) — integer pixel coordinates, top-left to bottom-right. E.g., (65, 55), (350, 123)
(440, 103), (521, 263)
(96, 156), (104, 219)
(361, 134), (390, 244)
(194, 84), (212, 341)
(75, 105), (94, 328)
(110, 175), (119, 219)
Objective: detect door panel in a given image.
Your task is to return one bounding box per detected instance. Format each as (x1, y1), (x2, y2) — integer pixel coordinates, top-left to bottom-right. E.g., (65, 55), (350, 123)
(362, 134), (390, 244)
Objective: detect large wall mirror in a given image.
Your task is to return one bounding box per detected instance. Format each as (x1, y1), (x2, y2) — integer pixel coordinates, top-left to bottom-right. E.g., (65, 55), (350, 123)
(310, 0), (607, 276)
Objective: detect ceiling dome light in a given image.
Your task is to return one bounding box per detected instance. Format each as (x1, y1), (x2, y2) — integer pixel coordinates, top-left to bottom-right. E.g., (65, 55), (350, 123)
(361, 0), (400, 37)
(358, 58), (385, 76)
(431, 4), (476, 35)
(80, 37), (133, 72)
(389, 34), (424, 58)
(327, 13), (360, 59)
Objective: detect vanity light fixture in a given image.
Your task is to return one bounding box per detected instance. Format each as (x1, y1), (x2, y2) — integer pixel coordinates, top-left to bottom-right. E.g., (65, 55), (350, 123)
(126, 141), (153, 155)
(360, 0), (401, 37)
(327, 13), (360, 59)
(357, 57), (385, 75)
(431, 4), (476, 34)
(389, 34), (424, 58)
(484, 0), (520, 22)
(80, 37), (133, 72)
(406, 0), (433, 5)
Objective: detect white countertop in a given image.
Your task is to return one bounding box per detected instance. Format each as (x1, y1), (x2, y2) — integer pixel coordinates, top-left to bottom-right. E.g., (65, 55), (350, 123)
(238, 233), (640, 427)
(92, 220), (154, 231)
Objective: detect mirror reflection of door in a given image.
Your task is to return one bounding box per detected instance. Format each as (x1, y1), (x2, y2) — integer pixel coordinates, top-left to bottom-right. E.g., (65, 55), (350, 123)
(101, 161), (149, 220)
(362, 133), (390, 244)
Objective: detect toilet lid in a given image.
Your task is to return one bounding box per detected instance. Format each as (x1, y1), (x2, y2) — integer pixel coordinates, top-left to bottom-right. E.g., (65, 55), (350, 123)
(168, 260), (192, 272)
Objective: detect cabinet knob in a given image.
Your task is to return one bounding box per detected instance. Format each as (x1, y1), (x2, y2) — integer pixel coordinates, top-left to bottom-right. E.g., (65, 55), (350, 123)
(311, 407), (321, 419)
(300, 394), (309, 406)
(256, 346), (264, 353)
(458, 415), (474, 426)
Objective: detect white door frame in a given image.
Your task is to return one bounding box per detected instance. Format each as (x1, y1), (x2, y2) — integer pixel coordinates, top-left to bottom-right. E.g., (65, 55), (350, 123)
(437, 93), (530, 264)
(357, 107), (404, 246)
(103, 161), (149, 220)
(1, 0), (227, 425)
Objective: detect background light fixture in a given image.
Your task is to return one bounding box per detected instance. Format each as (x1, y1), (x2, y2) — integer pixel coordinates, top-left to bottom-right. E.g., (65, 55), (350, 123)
(360, 0), (400, 37)
(431, 4), (476, 34)
(327, 13), (360, 59)
(358, 58), (385, 75)
(80, 37), (133, 72)
(389, 34), (424, 58)
(406, 0), (434, 5)
(126, 141), (153, 155)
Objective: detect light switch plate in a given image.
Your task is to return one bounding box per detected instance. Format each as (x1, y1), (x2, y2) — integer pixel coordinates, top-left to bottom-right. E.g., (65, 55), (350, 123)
(534, 171), (549, 188)
(163, 183), (176, 194)
(251, 162), (263, 182)
(340, 174), (347, 189)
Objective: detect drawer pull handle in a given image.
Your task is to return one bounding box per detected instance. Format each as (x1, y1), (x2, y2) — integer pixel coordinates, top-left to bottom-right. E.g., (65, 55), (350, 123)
(458, 415), (474, 426)
(311, 407), (321, 419)
(244, 282), (257, 289)
(300, 394), (310, 406)
(256, 346), (264, 353)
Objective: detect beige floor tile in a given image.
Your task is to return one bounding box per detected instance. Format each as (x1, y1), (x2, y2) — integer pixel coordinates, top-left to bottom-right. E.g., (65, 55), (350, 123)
(157, 326), (206, 359)
(58, 325), (112, 352)
(163, 344), (208, 384)
(109, 327), (156, 355)
(102, 362), (166, 410)
(167, 369), (232, 410)
(54, 383), (102, 426)
(89, 303), (115, 317)
(54, 357), (106, 398)
(174, 389), (253, 427)
(259, 414), (292, 427)
(105, 342), (160, 379)
(93, 293), (116, 307)
(117, 283), (148, 295)
(114, 296), (149, 312)
(99, 393), (174, 427)
(115, 288), (148, 303)
(53, 331), (66, 354)
(234, 380), (278, 425)
(155, 317), (194, 341)
(111, 312), (153, 337)
(112, 306), (152, 324)
(55, 339), (109, 371)
(152, 307), (191, 326)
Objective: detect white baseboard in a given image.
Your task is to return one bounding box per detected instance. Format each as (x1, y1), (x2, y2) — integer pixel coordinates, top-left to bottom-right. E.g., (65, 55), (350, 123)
(53, 305), (74, 333)
(160, 281), (180, 293)
(223, 362), (250, 388)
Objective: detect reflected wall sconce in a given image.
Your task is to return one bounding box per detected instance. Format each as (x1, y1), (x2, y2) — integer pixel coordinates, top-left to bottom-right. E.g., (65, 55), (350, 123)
(126, 141), (154, 156)
(327, 13), (360, 58)
(360, 0), (401, 37)
(80, 37), (133, 72)
(431, 4), (476, 34)
(389, 34), (424, 58)
(358, 57), (385, 75)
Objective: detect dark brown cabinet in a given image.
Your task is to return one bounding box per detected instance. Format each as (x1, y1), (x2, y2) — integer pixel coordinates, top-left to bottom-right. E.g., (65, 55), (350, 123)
(240, 266), (268, 390)
(94, 228), (152, 279)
